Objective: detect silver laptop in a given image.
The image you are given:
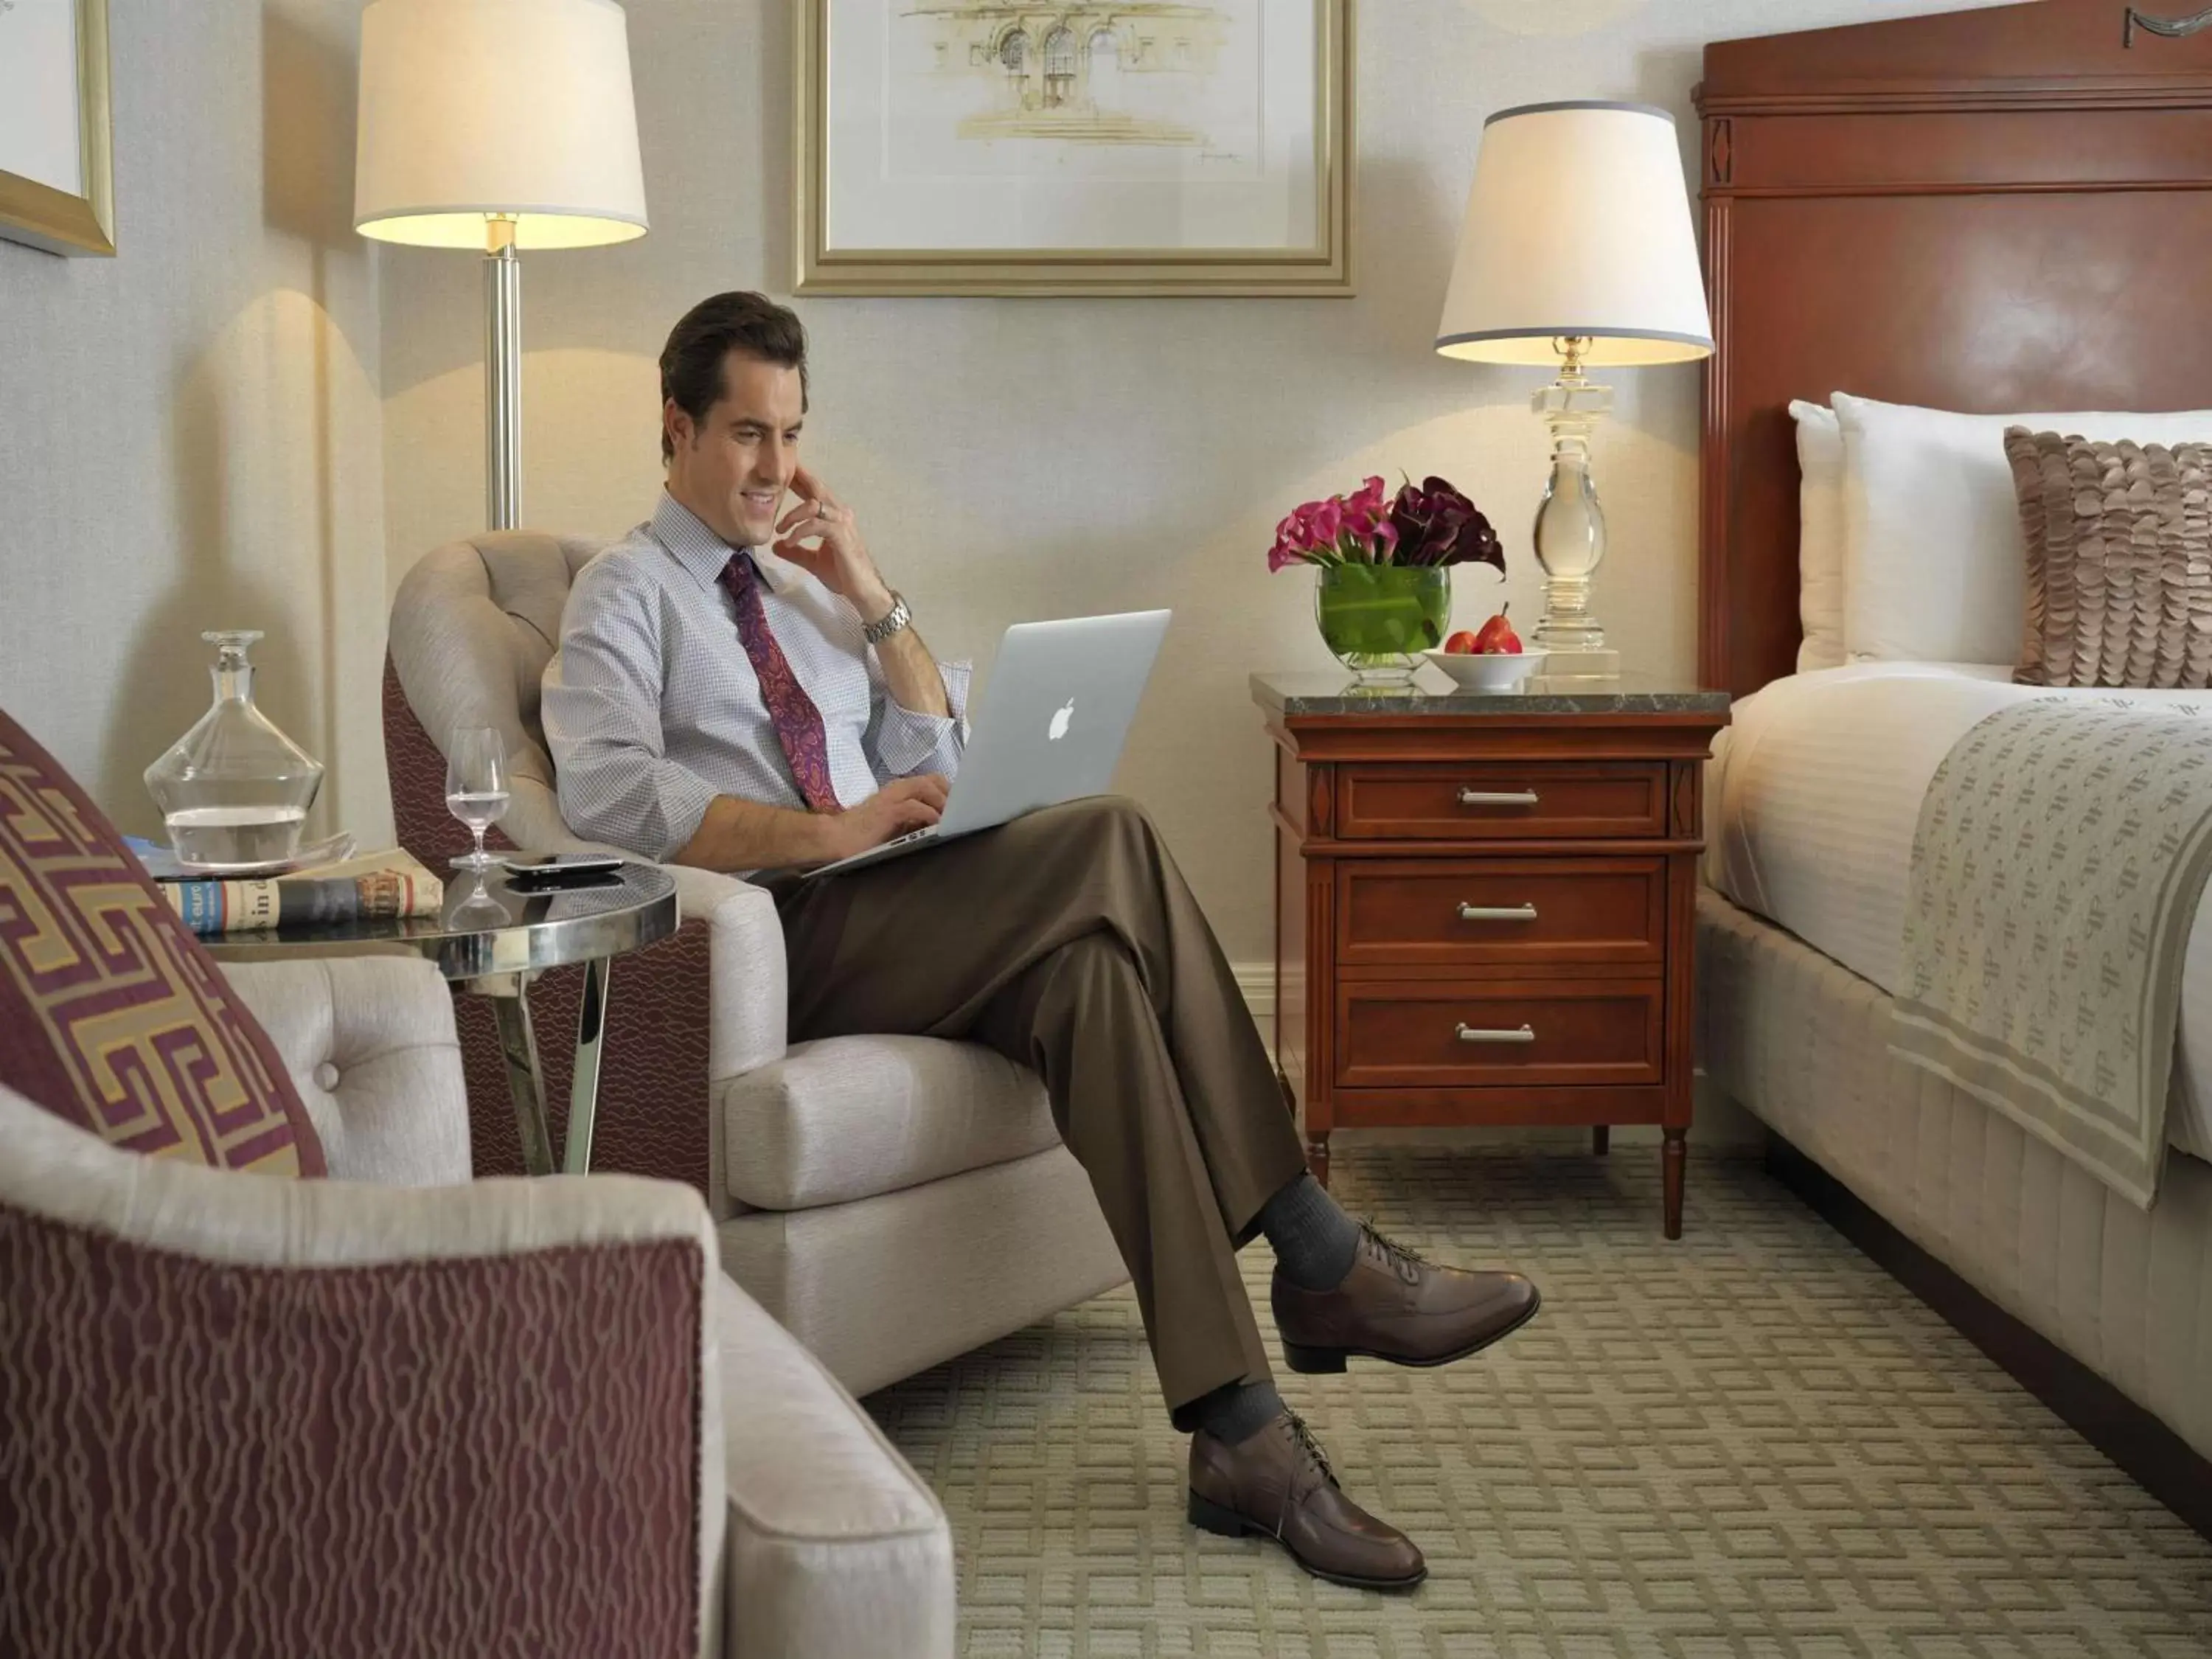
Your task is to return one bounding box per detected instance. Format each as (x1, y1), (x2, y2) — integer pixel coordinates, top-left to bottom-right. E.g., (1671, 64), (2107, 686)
(807, 609), (1172, 879)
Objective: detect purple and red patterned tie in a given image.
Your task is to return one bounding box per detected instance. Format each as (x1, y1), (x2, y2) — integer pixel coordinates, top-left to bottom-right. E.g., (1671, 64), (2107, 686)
(720, 553), (841, 813)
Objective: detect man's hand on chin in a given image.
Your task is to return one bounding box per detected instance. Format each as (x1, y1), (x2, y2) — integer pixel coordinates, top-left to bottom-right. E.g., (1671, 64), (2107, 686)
(772, 464), (896, 625)
(819, 774), (949, 862)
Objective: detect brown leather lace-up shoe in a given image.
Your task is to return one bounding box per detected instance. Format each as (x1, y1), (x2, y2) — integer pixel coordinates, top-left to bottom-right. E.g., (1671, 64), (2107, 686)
(1273, 1222), (1539, 1374)
(1188, 1410), (1426, 1590)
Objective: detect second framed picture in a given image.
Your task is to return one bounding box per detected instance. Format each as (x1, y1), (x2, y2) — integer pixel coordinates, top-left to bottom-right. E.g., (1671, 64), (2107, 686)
(0, 0), (114, 257)
(796, 0), (1353, 297)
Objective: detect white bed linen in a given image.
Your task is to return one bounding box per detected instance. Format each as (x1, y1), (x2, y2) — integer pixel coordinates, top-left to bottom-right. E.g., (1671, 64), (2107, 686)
(1708, 661), (2212, 1163)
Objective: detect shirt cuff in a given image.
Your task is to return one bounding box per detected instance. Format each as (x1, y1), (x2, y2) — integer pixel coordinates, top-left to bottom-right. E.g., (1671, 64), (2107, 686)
(936, 660), (971, 723)
(875, 659), (970, 779)
(650, 765), (724, 863)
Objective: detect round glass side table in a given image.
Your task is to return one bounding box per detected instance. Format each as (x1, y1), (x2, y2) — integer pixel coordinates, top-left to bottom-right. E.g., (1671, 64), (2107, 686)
(203, 863), (678, 1177)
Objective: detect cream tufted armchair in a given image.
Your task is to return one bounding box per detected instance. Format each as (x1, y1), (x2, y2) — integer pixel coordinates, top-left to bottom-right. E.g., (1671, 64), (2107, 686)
(383, 531), (1127, 1397)
(1, 952), (955, 1659)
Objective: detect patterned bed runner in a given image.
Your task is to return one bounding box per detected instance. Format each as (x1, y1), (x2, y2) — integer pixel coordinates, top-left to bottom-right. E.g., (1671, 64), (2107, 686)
(1892, 698), (2212, 1206)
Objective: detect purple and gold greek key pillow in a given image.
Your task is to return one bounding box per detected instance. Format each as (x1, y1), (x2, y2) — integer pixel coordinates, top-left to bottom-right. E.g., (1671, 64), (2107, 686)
(0, 709), (324, 1176)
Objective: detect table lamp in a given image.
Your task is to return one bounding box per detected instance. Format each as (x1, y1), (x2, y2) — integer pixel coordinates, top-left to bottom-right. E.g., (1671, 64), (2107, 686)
(354, 0), (648, 531)
(1435, 101), (1712, 678)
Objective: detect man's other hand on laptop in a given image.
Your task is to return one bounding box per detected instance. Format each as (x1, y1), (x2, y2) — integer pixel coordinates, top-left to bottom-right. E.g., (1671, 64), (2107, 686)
(823, 773), (947, 861)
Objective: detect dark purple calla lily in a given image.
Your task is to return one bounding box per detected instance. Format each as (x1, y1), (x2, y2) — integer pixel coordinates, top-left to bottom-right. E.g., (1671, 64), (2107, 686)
(1389, 476), (1503, 572)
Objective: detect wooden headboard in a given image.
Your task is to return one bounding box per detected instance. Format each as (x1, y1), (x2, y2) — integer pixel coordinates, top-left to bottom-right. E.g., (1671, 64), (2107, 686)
(1696, 0), (2212, 698)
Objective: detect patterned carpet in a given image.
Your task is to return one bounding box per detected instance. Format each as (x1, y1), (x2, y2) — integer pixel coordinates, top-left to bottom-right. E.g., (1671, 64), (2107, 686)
(866, 1144), (2212, 1658)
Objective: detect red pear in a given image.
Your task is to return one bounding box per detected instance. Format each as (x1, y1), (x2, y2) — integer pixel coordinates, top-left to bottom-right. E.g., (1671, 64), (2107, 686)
(1472, 604), (1522, 655)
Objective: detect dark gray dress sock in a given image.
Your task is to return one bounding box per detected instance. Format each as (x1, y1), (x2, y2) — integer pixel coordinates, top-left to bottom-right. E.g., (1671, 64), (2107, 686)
(1192, 1379), (1284, 1446)
(1258, 1172), (1362, 1291)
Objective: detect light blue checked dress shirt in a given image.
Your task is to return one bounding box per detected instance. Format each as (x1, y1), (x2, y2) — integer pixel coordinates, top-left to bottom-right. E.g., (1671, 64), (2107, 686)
(542, 493), (970, 861)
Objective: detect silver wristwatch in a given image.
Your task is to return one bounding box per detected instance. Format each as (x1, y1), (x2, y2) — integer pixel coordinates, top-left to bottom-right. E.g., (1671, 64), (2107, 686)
(863, 591), (912, 646)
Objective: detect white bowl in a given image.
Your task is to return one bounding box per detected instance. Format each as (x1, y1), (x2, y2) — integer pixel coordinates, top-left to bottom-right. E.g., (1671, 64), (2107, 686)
(1423, 649), (1545, 692)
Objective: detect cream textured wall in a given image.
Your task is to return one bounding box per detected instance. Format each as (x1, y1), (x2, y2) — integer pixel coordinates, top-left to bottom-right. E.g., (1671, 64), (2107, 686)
(377, 0), (2011, 959)
(0, 0), (387, 845)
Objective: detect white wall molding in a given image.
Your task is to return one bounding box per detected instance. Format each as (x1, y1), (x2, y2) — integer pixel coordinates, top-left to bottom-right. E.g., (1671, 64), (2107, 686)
(1232, 962), (1274, 1030)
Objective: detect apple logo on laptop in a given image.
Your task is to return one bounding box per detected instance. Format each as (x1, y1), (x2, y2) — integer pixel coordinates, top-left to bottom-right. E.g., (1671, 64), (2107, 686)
(1048, 698), (1075, 742)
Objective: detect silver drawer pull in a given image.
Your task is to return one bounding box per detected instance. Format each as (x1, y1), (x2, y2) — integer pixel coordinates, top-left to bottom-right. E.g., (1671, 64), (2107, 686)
(1459, 902), (1539, 923)
(1458, 789), (1540, 807)
(1456, 1023), (1537, 1045)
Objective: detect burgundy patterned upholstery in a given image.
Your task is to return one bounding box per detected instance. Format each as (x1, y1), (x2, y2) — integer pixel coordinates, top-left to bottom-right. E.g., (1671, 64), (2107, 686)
(0, 1203), (702, 1658)
(382, 658), (714, 1192)
(0, 707), (323, 1178)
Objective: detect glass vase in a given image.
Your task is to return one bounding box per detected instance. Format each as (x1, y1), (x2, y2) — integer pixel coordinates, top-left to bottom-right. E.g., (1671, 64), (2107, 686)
(1314, 564), (1452, 686)
(143, 630), (324, 872)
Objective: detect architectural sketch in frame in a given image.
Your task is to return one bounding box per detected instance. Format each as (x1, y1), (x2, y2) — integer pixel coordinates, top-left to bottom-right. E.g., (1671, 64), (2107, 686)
(0, 0), (114, 256)
(798, 0), (1352, 296)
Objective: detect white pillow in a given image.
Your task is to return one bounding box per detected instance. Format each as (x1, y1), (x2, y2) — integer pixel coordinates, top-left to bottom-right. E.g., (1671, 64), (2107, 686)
(1790, 400), (1846, 672)
(1833, 393), (2212, 664)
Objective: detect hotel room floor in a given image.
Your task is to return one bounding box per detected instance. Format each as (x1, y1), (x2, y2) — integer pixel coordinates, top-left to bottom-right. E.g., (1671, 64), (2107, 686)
(866, 1141), (2212, 1658)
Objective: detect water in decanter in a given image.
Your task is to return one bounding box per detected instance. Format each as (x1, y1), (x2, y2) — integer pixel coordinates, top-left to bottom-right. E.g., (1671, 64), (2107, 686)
(164, 804), (310, 869)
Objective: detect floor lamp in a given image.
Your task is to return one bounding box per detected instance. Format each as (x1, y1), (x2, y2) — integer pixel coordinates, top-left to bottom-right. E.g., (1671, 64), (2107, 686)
(352, 0), (648, 532)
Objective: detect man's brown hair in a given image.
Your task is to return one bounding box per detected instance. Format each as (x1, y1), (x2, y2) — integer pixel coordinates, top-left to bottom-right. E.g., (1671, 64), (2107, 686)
(659, 291), (809, 462)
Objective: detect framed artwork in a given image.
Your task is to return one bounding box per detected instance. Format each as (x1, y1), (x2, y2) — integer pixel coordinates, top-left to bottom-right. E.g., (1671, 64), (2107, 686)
(796, 0), (1352, 296)
(0, 0), (114, 257)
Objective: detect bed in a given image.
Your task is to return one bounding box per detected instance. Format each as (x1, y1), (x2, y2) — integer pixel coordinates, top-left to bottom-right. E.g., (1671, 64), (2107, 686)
(1692, 0), (2212, 1524)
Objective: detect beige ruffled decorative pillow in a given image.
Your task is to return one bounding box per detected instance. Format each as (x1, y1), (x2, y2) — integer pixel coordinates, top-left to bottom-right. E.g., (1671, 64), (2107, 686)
(2004, 427), (2212, 688)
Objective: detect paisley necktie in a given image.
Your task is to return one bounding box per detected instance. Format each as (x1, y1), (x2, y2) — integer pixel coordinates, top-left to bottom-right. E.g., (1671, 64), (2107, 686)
(719, 553), (840, 813)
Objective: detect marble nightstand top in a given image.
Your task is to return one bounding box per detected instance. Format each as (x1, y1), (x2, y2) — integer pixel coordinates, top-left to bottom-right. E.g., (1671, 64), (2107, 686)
(1250, 671), (1733, 719)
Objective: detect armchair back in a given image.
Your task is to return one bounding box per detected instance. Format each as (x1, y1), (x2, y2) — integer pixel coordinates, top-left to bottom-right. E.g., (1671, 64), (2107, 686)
(383, 533), (722, 1196)
(385, 532), (602, 862)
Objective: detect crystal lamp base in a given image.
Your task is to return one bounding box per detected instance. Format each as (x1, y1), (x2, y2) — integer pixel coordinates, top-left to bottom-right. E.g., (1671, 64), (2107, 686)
(1531, 646), (1621, 684)
(1529, 344), (1616, 664)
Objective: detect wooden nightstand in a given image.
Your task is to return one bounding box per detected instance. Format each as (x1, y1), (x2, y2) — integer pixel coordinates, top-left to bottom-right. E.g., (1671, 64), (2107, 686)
(1253, 672), (1731, 1238)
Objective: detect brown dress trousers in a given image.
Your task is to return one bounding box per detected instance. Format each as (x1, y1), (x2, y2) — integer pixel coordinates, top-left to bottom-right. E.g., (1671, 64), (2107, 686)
(768, 796), (1310, 1426)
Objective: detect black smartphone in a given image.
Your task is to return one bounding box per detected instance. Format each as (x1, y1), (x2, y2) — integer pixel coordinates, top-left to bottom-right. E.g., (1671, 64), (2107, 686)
(498, 853), (627, 889)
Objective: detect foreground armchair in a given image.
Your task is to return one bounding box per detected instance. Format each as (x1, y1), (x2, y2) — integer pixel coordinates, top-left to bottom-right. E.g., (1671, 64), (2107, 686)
(386, 530), (1126, 1396)
(0, 953), (954, 1659)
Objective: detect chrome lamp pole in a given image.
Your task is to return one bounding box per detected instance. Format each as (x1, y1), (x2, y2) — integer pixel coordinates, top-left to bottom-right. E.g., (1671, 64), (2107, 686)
(484, 215), (523, 531)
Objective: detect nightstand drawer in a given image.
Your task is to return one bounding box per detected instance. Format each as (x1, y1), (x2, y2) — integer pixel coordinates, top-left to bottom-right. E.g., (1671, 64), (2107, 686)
(1336, 762), (1668, 841)
(1337, 858), (1665, 967)
(1335, 979), (1663, 1089)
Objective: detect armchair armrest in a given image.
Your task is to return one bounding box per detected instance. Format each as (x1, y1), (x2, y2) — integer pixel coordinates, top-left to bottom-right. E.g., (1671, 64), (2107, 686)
(664, 866), (788, 1079)
(0, 1086), (724, 1659)
(221, 955), (470, 1187)
(712, 1276), (953, 1659)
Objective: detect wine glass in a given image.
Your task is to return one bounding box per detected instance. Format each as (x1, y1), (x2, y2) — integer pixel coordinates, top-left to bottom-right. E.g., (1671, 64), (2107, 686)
(445, 726), (510, 872)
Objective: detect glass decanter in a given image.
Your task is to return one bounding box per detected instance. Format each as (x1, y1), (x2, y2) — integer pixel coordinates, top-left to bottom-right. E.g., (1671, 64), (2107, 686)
(143, 630), (324, 872)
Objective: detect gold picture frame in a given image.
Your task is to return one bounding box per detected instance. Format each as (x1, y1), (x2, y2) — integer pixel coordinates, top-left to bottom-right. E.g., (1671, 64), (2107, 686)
(0, 0), (115, 257)
(796, 0), (1353, 297)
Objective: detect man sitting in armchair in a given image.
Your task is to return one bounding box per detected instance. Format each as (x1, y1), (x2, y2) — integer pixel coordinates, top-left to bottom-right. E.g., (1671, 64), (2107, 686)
(540, 290), (1540, 1590)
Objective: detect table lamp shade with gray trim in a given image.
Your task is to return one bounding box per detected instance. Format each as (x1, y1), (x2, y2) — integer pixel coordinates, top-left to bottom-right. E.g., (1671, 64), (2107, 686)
(353, 0), (647, 250)
(1435, 102), (1711, 368)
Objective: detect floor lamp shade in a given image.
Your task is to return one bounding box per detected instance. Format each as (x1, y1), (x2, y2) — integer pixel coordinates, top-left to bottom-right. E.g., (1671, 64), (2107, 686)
(1435, 102), (1711, 367)
(354, 0), (647, 249)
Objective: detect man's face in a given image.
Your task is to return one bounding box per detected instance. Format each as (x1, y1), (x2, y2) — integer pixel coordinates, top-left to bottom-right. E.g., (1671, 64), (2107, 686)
(664, 350), (806, 548)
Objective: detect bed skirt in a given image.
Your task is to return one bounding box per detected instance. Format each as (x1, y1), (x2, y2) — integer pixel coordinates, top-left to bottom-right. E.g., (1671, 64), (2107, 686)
(1697, 886), (2212, 1464)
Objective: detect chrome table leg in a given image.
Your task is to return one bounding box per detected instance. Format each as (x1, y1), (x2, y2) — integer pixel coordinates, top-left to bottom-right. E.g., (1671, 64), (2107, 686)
(486, 974), (557, 1178)
(562, 956), (611, 1175)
